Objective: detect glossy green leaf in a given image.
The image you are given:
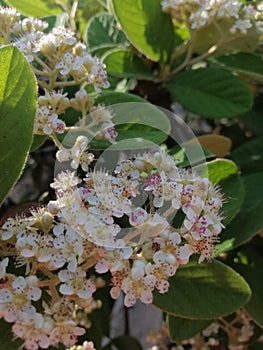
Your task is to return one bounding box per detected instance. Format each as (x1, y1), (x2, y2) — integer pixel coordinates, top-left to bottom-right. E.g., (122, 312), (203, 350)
(153, 258), (251, 319)
(6, 0), (62, 16)
(168, 315), (212, 342)
(197, 159), (245, 225)
(102, 48), (155, 80)
(205, 158), (238, 184)
(112, 336), (143, 350)
(85, 12), (129, 53)
(234, 264), (263, 328)
(0, 46), (37, 205)
(112, 0), (174, 62)
(212, 53), (263, 83)
(230, 136), (263, 174)
(216, 172), (263, 254)
(166, 68), (253, 118)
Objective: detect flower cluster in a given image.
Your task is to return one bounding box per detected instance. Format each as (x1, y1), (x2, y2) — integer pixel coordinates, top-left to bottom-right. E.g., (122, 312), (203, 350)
(161, 0), (262, 34)
(0, 7), (109, 92)
(0, 147), (224, 349)
(0, 6), (115, 145)
(147, 309), (255, 350)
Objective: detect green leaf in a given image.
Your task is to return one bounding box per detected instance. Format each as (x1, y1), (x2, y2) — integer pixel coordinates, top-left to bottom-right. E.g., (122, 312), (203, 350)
(85, 12), (129, 53)
(112, 0), (174, 62)
(90, 91), (171, 149)
(0, 46), (37, 205)
(204, 158), (238, 184)
(6, 0), (62, 16)
(212, 53), (263, 83)
(168, 315), (212, 342)
(85, 285), (113, 348)
(112, 336), (143, 350)
(216, 172), (263, 254)
(81, 0), (105, 22)
(102, 48), (155, 80)
(0, 319), (23, 349)
(30, 135), (47, 152)
(166, 68), (253, 118)
(230, 136), (263, 174)
(242, 111), (263, 136)
(234, 264), (263, 329)
(153, 258), (251, 319)
(196, 159), (245, 225)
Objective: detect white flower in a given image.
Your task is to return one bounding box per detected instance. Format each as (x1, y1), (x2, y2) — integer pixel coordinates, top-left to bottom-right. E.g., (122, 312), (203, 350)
(129, 208), (148, 226)
(49, 320), (85, 348)
(230, 19), (253, 34)
(58, 267), (96, 299)
(0, 275), (41, 322)
(51, 171), (80, 193)
(56, 136), (94, 172)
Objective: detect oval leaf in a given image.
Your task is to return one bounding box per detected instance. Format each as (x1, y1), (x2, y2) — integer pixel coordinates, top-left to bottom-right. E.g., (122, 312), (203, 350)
(166, 68), (253, 118)
(6, 0), (62, 16)
(112, 0), (174, 62)
(168, 315), (212, 342)
(85, 12), (129, 53)
(0, 46), (37, 205)
(103, 48), (155, 80)
(153, 258), (251, 319)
